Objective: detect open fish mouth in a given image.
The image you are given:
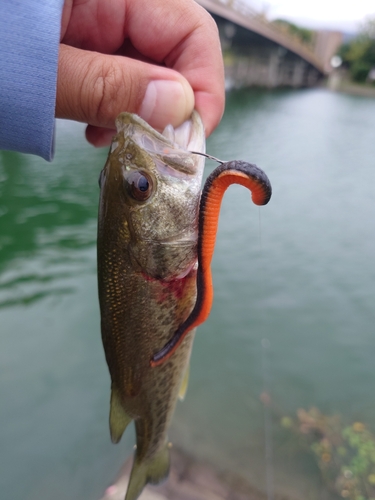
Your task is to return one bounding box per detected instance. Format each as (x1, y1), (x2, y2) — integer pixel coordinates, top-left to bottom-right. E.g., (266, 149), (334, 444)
(115, 111), (205, 177)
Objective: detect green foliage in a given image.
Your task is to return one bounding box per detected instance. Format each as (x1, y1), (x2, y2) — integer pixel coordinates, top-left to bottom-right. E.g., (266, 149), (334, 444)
(273, 19), (314, 46)
(338, 16), (375, 83)
(351, 61), (373, 83)
(282, 409), (375, 499)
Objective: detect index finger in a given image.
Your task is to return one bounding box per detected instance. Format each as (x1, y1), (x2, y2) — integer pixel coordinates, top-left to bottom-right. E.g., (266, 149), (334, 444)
(125, 0), (225, 136)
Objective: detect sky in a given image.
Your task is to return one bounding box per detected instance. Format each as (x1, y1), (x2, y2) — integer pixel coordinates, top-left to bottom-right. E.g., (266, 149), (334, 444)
(251, 0), (375, 32)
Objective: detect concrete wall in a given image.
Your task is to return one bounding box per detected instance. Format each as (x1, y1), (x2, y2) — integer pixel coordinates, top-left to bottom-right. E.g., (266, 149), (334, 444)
(213, 14), (323, 89)
(224, 47), (322, 89)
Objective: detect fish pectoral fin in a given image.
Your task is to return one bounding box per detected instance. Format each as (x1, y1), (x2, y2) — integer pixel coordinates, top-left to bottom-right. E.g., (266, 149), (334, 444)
(125, 442), (170, 500)
(109, 386), (133, 444)
(178, 364), (190, 401)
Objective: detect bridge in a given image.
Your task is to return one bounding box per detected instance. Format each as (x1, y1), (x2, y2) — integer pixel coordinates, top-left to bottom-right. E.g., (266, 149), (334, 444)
(196, 0), (339, 88)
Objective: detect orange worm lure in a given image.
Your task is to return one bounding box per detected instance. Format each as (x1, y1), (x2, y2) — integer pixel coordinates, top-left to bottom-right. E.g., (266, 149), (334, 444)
(150, 161), (272, 367)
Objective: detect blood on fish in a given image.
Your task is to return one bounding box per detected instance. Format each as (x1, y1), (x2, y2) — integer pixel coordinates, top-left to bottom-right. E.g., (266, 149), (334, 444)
(141, 270), (196, 303)
(162, 275), (194, 301)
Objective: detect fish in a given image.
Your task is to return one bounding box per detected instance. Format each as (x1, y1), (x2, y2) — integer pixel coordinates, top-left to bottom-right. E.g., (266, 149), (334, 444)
(97, 111), (206, 500)
(97, 111), (272, 500)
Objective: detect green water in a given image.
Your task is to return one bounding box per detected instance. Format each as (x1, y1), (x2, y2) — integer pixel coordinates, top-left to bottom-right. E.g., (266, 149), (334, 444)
(1, 88), (375, 499)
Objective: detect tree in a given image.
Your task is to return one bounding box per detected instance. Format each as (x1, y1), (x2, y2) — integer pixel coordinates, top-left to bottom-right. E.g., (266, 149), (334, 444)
(339, 16), (375, 83)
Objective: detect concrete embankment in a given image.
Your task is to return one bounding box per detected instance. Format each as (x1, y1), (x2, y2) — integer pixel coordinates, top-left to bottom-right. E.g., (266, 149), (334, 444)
(327, 70), (375, 98)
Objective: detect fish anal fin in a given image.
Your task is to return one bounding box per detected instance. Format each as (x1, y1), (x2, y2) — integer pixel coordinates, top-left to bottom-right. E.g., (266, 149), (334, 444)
(178, 364), (190, 401)
(109, 386), (133, 444)
(125, 443), (170, 500)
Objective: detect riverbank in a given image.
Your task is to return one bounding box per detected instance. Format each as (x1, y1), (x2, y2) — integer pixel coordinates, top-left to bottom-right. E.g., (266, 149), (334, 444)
(337, 80), (375, 98)
(99, 448), (274, 500)
(327, 69), (375, 98)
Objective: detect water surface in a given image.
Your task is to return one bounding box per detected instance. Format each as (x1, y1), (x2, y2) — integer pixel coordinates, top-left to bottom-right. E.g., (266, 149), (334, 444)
(1, 88), (375, 499)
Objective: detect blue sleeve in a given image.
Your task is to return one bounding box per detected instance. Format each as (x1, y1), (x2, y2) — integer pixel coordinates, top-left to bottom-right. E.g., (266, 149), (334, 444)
(0, 0), (64, 161)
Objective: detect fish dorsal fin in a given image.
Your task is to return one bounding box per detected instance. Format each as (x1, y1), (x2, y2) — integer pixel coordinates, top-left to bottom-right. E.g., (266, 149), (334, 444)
(109, 386), (133, 444)
(178, 365), (190, 401)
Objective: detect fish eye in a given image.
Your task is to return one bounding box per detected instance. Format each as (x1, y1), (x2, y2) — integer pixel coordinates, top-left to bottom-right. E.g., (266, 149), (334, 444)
(126, 171), (153, 202)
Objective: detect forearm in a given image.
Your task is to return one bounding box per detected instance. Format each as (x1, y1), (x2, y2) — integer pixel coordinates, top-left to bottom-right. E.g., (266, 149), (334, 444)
(0, 0), (64, 161)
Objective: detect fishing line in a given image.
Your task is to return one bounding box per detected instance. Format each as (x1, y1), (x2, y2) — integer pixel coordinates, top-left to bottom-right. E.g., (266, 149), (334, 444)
(189, 151), (224, 164)
(261, 338), (275, 500)
(191, 149), (275, 498)
(258, 208), (275, 500)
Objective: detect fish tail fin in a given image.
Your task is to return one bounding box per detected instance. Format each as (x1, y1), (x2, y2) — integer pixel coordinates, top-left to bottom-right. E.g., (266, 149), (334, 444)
(109, 386), (132, 444)
(125, 442), (170, 500)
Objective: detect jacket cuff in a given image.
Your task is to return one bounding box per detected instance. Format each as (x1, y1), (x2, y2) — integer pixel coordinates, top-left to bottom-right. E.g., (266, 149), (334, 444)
(0, 0), (64, 161)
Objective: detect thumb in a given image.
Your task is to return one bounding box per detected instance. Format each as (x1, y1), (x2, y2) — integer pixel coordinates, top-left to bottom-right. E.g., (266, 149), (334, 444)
(56, 44), (195, 135)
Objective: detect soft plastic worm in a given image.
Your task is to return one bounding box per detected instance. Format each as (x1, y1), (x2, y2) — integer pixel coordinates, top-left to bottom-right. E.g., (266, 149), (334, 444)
(150, 161), (272, 367)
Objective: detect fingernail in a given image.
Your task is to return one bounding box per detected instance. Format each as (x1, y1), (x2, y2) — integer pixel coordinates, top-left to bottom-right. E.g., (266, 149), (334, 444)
(139, 80), (194, 130)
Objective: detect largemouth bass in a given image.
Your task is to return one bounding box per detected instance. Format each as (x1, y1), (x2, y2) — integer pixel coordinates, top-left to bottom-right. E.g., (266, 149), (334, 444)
(97, 111), (272, 500)
(97, 112), (205, 500)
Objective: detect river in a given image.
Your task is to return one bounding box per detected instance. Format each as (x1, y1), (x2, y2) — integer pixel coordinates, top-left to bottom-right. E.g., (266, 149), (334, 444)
(1, 88), (375, 500)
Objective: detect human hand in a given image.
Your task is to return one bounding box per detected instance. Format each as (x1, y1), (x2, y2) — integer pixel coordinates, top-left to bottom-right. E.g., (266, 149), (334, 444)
(58, 0), (225, 147)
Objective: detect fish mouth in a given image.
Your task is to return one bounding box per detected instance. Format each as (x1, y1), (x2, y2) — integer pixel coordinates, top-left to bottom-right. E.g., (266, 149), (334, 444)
(115, 111), (205, 176)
